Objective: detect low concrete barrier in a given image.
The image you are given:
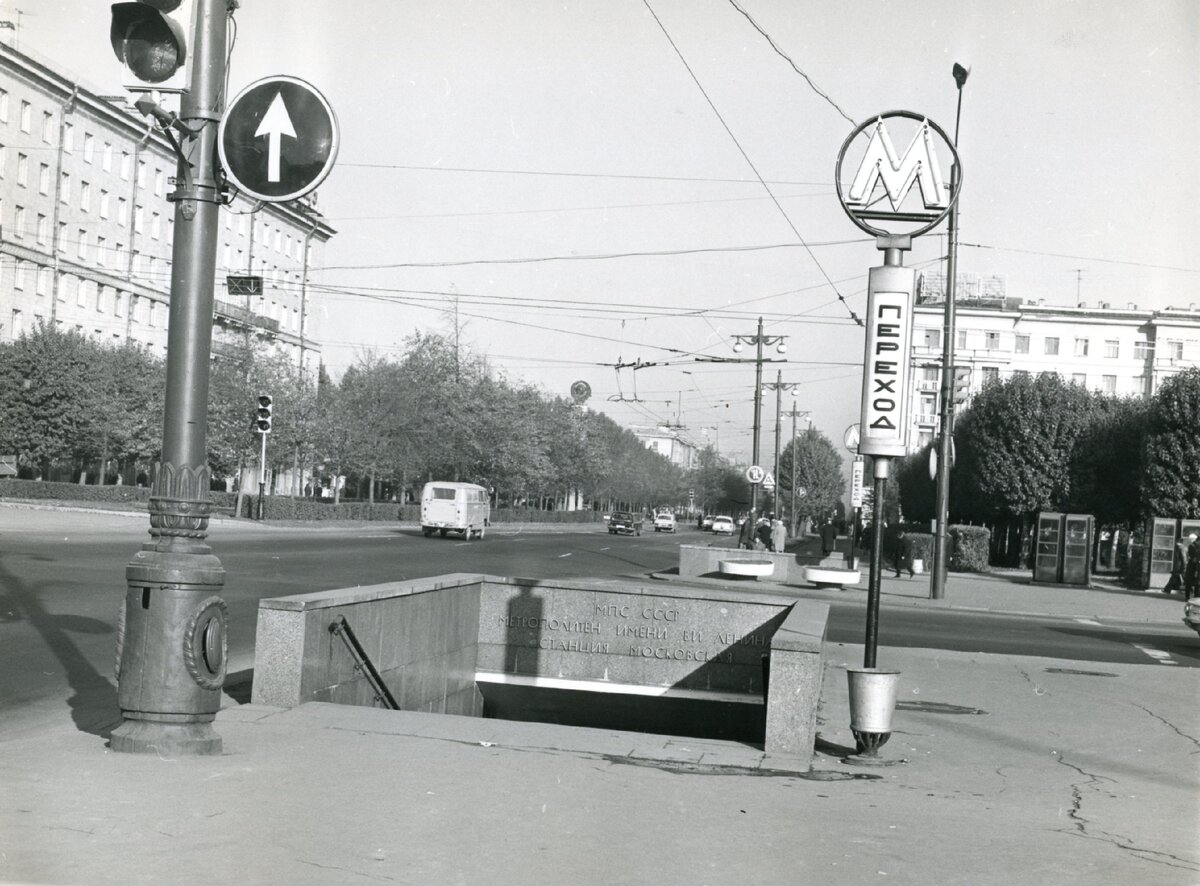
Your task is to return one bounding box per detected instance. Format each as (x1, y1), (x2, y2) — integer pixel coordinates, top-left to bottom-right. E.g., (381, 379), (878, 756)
(253, 574), (829, 765)
(679, 544), (811, 583)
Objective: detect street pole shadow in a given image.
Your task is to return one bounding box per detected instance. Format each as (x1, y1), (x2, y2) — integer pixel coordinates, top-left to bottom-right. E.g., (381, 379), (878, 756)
(0, 555), (120, 739)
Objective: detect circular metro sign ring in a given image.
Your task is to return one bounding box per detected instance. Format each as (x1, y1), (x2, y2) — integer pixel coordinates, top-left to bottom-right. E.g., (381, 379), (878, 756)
(835, 110), (961, 239)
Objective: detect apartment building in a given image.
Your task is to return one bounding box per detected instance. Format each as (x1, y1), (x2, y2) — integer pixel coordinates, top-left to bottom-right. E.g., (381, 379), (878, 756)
(635, 427), (699, 470)
(908, 288), (1200, 451)
(0, 41), (335, 373)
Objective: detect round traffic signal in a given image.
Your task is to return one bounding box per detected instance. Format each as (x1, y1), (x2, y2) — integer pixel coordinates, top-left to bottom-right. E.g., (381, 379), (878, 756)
(110, 2), (188, 84)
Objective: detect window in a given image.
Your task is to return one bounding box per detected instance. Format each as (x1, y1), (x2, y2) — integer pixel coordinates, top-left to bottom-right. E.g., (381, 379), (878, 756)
(79, 279), (93, 308)
(137, 160), (147, 187)
(11, 310), (22, 338)
(96, 236), (107, 265)
(1105, 340), (1119, 358)
(60, 172), (70, 203)
(19, 100), (31, 133)
(1074, 338), (1089, 357)
(78, 229), (88, 259)
(62, 123), (73, 152)
(13, 205), (25, 238)
(1014, 369), (1030, 380)
(984, 331), (1000, 350)
(115, 291), (126, 318)
(35, 214), (48, 245)
(956, 329), (967, 349)
(151, 211), (161, 240)
(57, 222), (67, 252)
(1044, 337), (1060, 356)
(117, 197), (128, 226)
(36, 266), (51, 296)
(60, 275), (75, 303)
(16, 152), (27, 186)
(38, 163), (49, 194)
(83, 133), (95, 163)
(1072, 373), (1086, 386)
(1134, 341), (1152, 360)
(41, 111), (53, 143)
(134, 205), (144, 233)
(14, 260), (26, 289)
(99, 190), (110, 219)
(1102, 375), (1117, 393)
(154, 169), (165, 196)
(97, 286), (109, 312)
(1168, 341), (1184, 361)
(982, 366), (999, 383)
(120, 151), (131, 180)
(1014, 334), (1030, 354)
(0, 143), (5, 178)
(922, 329), (940, 348)
(102, 142), (113, 172)
(80, 181), (91, 212)
(0, 89), (8, 122)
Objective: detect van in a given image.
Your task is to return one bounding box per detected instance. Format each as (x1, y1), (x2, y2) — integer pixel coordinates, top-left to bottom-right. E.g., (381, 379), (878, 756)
(420, 482), (490, 539)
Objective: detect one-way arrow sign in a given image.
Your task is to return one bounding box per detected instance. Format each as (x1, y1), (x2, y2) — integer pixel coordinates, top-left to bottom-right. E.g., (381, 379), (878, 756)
(218, 75), (338, 203)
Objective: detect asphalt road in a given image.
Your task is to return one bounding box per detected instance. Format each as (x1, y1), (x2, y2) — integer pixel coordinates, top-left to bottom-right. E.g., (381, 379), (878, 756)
(1, 507), (1195, 734)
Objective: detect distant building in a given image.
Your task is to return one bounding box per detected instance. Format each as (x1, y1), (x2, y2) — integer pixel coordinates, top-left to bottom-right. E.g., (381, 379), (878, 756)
(908, 289), (1200, 452)
(0, 41), (335, 373)
(634, 427), (698, 470)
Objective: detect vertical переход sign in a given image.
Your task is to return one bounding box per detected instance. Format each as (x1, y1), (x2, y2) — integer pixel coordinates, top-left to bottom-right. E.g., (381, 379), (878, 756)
(858, 264), (915, 458)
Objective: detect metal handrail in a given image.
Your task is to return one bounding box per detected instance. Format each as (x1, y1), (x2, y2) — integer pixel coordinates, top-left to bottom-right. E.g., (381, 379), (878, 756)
(328, 615), (398, 710)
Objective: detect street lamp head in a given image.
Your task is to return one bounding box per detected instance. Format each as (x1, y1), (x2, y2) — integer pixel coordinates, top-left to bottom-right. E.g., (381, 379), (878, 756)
(952, 63), (970, 89)
(732, 341), (744, 354)
(776, 342), (787, 355)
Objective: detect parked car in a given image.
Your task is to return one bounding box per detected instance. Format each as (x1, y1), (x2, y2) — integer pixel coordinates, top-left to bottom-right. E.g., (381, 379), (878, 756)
(701, 515), (715, 531)
(711, 515), (734, 535)
(1185, 598), (1200, 637)
(653, 512), (677, 533)
(608, 512), (643, 536)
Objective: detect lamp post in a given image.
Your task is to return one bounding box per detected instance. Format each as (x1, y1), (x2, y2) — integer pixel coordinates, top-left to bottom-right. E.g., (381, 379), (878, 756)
(695, 317), (787, 530)
(764, 372), (801, 521)
(931, 62), (970, 601)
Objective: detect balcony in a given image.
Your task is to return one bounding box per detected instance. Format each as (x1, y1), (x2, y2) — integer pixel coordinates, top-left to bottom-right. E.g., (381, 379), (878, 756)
(214, 299), (279, 334)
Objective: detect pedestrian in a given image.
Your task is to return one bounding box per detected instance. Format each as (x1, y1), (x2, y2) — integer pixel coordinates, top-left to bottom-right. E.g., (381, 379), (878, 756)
(887, 523), (914, 578)
(771, 516), (787, 553)
(820, 519), (837, 556)
(1185, 535), (1200, 601)
(738, 513), (755, 550)
(755, 514), (773, 551)
(1164, 533), (1191, 593)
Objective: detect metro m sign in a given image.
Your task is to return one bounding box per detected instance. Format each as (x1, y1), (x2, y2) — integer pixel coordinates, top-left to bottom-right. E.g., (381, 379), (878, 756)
(858, 265), (916, 458)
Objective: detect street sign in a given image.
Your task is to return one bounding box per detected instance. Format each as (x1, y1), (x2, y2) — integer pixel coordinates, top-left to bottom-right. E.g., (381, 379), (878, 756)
(746, 465), (765, 484)
(762, 472), (775, 491)
(226, 275), (263, 296)
(218, 75), (339, 203)
(843, 423), (860, 453)
(858, 264), (916, 458)
(0, 454), (16, 477)
(851, 457), (864, 508)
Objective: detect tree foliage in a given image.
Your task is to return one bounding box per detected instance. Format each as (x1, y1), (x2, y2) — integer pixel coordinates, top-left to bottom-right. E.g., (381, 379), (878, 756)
(1143, 368), (1200, 519)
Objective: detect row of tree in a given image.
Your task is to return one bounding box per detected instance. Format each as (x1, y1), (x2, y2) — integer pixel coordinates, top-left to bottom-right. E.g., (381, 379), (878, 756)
(894, 369), (1200, 563)
(0, 323), (851, 518)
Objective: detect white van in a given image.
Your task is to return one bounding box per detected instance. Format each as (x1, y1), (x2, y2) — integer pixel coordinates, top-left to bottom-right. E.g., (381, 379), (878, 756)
(420, 482), (490, 539)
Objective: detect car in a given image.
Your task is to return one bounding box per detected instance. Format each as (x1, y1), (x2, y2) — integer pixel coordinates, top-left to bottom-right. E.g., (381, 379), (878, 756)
(653, 512), (676, 533)
(1185, 598), (1200, 637)
(608, 511), (643, 536)
(701, 515), (715, 531)
(711, 515), (734, 535)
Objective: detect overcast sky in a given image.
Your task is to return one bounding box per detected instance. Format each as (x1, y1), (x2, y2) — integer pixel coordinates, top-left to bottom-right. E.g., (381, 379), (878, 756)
(12, 0), (1198, 464)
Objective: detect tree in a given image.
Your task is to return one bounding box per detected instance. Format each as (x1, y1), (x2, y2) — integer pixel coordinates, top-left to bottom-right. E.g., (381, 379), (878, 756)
(780, 427), (844, 529)
(1143, 368), (1200, 518)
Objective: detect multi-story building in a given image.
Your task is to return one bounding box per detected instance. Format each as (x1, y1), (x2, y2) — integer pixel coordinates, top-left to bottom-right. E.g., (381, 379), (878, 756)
(907, 285), (1200, 451)
(635, 426), (699, 470)
(0, 41), (335, 373)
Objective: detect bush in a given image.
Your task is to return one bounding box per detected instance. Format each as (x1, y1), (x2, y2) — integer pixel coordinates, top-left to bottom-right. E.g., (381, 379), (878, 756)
(904, 530), (933, 569)
(949, 524), (991, 572)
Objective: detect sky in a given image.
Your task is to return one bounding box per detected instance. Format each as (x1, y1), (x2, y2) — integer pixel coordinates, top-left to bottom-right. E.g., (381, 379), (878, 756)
(9, 0), (1198, 467)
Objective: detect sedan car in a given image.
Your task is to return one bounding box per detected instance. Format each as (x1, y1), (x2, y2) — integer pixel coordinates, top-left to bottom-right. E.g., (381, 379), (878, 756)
(701, 515), (715, 531)
(711, 515), (734, 535)
(653, 512), (676, 533)
(608, 511), (643, 536)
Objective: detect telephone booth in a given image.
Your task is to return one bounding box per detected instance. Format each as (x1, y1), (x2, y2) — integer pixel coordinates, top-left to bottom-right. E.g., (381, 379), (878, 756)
(1034, 512), (1094, 586)
(1145, 517), (1176, 591)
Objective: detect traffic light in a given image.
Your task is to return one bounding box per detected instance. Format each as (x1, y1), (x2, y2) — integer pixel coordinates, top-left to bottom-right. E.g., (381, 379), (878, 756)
(110, 1), (193, 88)
(254, 394), (272, 434)
(952, 367), (972, 405)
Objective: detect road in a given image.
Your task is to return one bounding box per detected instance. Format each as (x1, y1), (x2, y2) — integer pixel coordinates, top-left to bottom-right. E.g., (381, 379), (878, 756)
(1, 506), (1195, 735)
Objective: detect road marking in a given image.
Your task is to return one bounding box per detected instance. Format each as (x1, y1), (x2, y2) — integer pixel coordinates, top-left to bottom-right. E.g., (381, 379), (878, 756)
(1132, 644), (1177, 665)
(559, 552), (572, 558)
(600, 547), (610, 551)
(1074, 617), (1101, 626)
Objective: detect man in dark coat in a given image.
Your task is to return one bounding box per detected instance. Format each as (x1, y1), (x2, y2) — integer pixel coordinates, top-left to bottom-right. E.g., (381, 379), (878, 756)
(820, 520), (838, 556)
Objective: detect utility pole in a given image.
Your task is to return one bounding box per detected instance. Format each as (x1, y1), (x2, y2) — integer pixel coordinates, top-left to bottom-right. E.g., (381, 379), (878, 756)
(764, 372), (801, 522)
(111, 0), (231, 755)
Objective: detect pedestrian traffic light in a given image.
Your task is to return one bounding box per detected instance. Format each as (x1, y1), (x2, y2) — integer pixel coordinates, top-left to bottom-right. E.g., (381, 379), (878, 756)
(110, 1), (193, 88)
(952, 367), (972, 405)
(254, 394), (272, 434)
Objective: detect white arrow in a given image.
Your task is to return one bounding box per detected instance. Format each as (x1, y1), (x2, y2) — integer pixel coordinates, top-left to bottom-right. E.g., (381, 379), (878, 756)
(254, 91), (296, 183)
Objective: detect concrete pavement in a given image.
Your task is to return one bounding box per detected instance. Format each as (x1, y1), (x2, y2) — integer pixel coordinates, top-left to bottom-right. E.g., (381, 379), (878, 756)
(2, 521), (1198, 884)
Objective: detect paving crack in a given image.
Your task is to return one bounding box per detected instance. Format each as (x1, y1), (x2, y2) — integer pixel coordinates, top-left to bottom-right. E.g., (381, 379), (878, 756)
(1053, 752), (1200, 872)
(1133, 703), (1200, 751)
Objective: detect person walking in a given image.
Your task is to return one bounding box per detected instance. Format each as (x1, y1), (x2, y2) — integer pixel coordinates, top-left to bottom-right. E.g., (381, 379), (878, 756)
(1165, 533), (1193, 594)
(820, 519), (837, 556)
(771, 516), (787, 553)
(1185, 534), (1200, 601)
(755, 514), (773, 551)
(888, 524), (914, 578)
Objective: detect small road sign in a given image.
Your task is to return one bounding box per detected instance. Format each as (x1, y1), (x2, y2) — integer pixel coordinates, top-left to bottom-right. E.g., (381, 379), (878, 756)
(762, 472), (775, 491)
(218, 75), (339, 203)
(746, 465), (765, 484)
(844, 423), (860, 453)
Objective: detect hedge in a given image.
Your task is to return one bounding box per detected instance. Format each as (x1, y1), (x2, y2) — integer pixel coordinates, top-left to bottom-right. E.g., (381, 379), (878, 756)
(0, 478), (237, 512)
(949, 525), (992, 572)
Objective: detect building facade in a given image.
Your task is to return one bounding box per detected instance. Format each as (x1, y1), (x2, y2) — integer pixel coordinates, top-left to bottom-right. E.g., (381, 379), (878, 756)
(908, 290), (1200, 451)
(634, 426), (699, 470)
(0, 42), (335, 372)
